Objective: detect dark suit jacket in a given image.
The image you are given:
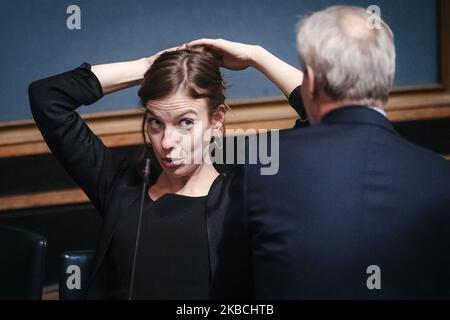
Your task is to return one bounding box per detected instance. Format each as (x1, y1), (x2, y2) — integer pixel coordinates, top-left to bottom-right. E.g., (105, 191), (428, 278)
(28, 63), (255, 299)
(215, 90), (450, 299)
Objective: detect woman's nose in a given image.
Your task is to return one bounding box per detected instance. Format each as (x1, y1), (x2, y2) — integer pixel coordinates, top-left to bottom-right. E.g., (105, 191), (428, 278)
(161, 127), (180, 150)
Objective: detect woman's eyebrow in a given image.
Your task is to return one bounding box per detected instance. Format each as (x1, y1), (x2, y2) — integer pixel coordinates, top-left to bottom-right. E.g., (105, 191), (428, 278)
(145, 113), (163, 124)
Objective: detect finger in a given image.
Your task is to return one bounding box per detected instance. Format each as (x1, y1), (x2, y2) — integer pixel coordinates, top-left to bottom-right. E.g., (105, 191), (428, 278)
(187, 38), (217, 48)
(157, 46), (179, 55)
(165, 46), (180, 52)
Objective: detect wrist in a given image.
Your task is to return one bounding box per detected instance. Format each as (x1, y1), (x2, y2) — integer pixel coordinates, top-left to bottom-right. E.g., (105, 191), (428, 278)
(140, 57), (152, 71)
(249, 45), (265, 69)
(134, 57), (152, 83)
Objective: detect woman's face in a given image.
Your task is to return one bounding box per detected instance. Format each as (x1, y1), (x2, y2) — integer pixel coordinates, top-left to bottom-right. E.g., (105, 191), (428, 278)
(145, 90), (222, 177)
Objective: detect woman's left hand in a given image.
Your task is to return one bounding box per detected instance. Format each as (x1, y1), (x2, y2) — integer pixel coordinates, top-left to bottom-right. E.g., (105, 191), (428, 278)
(145, 45), (183, 68)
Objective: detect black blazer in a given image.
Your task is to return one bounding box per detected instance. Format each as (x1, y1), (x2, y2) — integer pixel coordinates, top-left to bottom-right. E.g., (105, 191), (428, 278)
(216, 99), (450, 299)
(28, 62), (260, 299)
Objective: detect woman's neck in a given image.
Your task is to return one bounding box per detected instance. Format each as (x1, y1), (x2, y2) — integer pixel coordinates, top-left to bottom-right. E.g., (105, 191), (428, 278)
(150, 164), (220, 199)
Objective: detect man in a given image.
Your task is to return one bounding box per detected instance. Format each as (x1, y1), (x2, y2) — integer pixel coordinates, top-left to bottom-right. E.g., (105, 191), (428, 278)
(190, 5), (450, 299)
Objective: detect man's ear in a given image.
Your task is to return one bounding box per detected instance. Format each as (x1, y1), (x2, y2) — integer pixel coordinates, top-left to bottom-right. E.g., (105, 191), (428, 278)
(305, 65), (316, 98)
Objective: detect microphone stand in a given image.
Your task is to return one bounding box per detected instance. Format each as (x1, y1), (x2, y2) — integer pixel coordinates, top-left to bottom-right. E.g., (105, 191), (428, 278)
(128, 158), (151, 300)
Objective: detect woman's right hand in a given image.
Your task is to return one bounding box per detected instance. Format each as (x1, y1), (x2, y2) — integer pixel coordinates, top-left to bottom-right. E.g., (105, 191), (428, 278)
(186, 38), (260, 71)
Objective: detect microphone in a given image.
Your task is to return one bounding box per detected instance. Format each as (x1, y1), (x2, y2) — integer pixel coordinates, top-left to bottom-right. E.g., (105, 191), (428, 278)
(128, 157), (151, 300)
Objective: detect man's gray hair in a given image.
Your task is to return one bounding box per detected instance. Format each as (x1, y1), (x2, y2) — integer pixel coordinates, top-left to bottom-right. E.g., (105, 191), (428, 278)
(296, 6), (396, 104)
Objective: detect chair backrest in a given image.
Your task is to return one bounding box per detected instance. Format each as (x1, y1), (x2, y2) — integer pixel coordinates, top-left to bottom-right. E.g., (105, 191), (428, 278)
(0, 224), (47, 300)
(59, 250), (95, 300)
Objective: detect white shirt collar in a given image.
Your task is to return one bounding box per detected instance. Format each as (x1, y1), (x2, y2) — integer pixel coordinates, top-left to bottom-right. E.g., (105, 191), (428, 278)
(369, 106), (387, 117)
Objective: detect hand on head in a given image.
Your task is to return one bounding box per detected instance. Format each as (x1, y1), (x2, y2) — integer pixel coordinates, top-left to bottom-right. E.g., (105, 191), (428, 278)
(146, 45), (185, 67)
(146, 38), (258, 72)
(186, 38), (257, 71)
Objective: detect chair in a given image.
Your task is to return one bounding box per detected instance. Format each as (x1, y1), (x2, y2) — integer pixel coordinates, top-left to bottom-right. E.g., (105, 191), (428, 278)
(0, 224), (47, 300)
(59, 250), (95, 300)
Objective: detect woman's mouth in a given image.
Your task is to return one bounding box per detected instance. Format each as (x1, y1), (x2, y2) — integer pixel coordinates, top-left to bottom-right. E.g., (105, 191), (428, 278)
(161, 157), (184, 169)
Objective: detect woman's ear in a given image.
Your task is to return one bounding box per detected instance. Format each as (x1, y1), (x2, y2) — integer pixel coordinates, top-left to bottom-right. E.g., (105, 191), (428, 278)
(211, 104), (226, 131)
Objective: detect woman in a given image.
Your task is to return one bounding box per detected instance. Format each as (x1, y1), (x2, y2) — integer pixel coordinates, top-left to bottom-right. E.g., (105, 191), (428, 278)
(28, 41), (304, 299)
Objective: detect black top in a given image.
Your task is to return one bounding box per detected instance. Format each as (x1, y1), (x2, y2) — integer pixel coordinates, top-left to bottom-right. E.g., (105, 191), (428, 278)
(108, 186), (211, 300)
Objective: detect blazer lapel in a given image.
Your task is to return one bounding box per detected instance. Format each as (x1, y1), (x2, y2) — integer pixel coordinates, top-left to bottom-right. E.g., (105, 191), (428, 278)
(204, 174), (227, 283)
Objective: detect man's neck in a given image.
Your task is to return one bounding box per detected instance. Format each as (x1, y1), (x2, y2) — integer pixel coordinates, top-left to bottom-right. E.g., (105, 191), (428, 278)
(315, 99), (386, 123)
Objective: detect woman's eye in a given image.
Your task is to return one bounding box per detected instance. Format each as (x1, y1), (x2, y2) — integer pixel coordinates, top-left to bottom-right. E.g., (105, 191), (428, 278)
(148, 118), (162, 129)
(179, 118), (194, 129)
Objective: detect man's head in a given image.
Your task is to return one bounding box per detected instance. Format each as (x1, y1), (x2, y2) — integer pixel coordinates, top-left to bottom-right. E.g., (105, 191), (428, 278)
(296, 5), (396, 124)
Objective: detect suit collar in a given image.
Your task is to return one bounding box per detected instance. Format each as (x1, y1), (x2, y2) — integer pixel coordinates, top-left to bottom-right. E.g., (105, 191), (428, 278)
(320, 105), (397, 135)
